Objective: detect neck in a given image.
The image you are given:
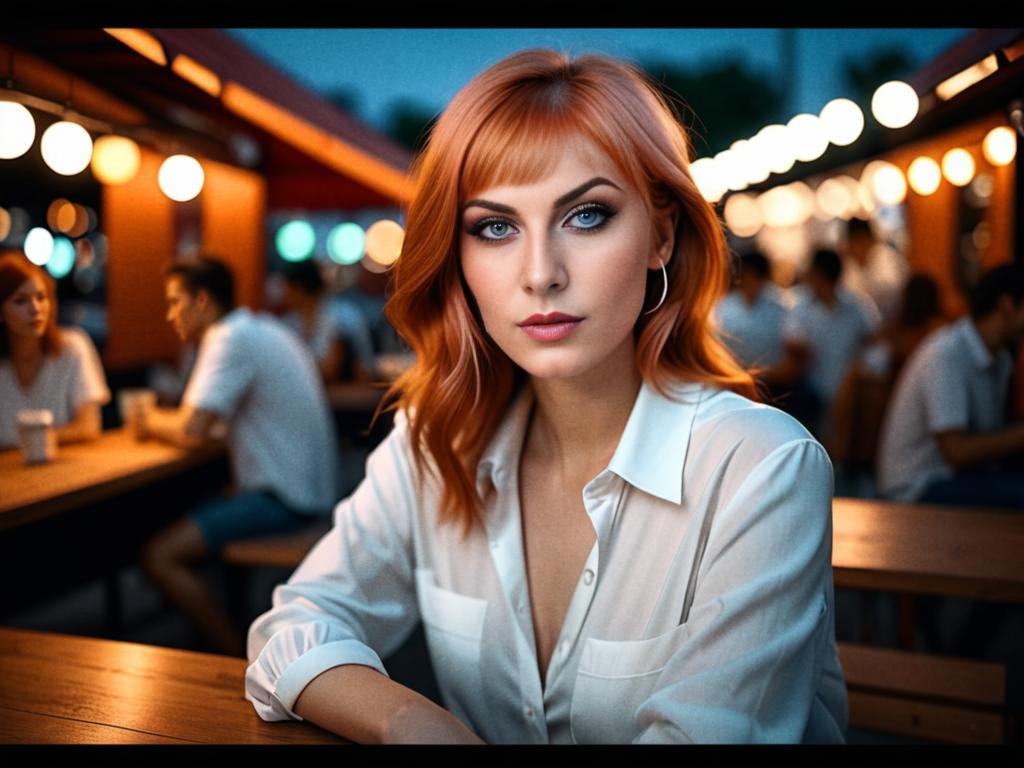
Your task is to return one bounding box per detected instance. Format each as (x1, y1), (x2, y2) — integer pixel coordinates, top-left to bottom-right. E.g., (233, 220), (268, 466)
(972, 315), (1006, 354)
(9, 332), (43, 363)
(525, 337), (641, 480)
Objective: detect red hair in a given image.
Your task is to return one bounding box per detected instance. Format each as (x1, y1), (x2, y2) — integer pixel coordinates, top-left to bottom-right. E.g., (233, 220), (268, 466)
(0, 250), (63, 358)
(380, 49), (757, 538)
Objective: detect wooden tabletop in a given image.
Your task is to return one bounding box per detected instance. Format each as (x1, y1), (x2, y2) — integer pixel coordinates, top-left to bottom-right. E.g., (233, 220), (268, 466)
(832, 496), (1024, 602)
(0, 428), (227, 531)
(0, 627), (345, 744)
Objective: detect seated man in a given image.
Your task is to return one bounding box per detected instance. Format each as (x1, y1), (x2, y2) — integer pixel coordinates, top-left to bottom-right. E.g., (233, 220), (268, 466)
(140, 256), (340, 656)
(875, 263), (1024, 508)
(777, 249), (882, 440)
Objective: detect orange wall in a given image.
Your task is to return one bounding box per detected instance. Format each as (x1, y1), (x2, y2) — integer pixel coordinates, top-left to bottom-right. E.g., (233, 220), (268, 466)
(104, 149), (266, 370)
(884, 111), (1016, 318)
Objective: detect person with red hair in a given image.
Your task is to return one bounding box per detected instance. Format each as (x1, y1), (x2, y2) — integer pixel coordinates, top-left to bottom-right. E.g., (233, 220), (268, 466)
(246, 49), (847, 744)
(0, 250), (109, 448)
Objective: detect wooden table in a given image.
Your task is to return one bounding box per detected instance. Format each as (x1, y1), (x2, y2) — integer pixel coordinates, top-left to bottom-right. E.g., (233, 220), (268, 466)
(832, 496), (1024, 602)
(0, 429), (230, 619)
(0, 626), (344, 744)
(0, 428), (228, 531)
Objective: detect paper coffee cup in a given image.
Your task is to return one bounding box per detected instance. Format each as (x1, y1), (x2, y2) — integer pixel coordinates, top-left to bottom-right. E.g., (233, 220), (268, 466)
(16, 409), (56, 465)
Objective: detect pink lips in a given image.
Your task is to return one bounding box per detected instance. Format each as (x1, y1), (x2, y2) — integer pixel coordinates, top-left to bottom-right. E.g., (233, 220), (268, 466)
(518, 312), (584, 342)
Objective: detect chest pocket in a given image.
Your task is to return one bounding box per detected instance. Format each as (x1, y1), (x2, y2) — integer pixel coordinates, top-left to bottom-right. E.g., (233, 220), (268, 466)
(415, 568), (488, 725)
(570, 620), (691, 744)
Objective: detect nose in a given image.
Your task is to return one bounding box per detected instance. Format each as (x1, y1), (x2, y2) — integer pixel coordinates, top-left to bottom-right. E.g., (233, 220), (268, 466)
(520, 231), (567, 295)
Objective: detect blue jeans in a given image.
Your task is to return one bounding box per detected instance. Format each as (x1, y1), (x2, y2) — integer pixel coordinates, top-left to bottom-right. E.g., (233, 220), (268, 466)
(190, 490), (319, 555)
(918, 471), (1024, 510)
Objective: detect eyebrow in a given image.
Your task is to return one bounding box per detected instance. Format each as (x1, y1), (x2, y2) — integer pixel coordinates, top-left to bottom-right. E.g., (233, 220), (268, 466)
(462, 176), (623, 215)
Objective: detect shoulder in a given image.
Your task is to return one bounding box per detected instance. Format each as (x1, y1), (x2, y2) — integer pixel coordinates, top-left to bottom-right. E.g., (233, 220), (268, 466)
(692, 385), (825, 474)
(56, 326), (99, 358)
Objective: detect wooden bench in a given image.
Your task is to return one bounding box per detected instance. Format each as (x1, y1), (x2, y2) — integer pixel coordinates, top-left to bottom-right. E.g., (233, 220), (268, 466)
(221, 520), (332, 569)
(838, 641), (1009, 744)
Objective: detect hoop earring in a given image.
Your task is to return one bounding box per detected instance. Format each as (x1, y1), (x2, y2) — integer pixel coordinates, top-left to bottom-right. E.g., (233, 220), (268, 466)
(642, 258), (668, 316)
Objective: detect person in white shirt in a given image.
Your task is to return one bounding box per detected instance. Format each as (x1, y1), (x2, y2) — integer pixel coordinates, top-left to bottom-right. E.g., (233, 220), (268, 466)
(714, 250), (789, 370)
(779, 249), (882, 439)
(279, 258), (378, 382)
(876, 263), (1024, 506)
(840, 217), (908, 328)
(139, 256), (340, 657)
(245, 49), (847, 744)
(0, 251), (109, 448)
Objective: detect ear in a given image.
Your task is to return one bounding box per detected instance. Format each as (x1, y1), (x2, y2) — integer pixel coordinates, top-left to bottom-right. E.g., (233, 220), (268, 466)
(649, 203), (680, 270)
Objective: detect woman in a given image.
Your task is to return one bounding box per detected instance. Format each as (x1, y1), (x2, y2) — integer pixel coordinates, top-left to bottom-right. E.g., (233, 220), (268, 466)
(245, 50), (847, 744)
(0, 250), (110, 448)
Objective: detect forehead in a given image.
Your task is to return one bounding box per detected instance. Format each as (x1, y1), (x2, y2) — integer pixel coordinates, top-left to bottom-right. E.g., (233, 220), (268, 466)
(165, 276), (189, 297)
(12, 275), (46, 295)
(461, 130), (631, 202)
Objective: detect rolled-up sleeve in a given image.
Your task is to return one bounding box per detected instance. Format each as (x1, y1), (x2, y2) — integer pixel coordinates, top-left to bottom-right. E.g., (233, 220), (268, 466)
(245, 412), (421, 722)
(633, 438), (843, 743)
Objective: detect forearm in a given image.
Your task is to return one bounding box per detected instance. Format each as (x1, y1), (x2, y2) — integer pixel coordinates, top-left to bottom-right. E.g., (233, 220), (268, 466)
(939, 422), (1024, 471)
(145, 406), (204, 449)
(55, 403), (102, 445)
(294, 664), (484, 744)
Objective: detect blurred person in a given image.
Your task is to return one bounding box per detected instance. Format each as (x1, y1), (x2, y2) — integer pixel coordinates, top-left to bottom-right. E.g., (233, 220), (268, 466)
(713, 250), (789, 370)
(244, 49), (846, 744)
(139, 256), (339, 657)
(0, 250), (109, 448)
(876, 263), (1024, 507)
(777, 249), (882, 439)
(280, 259), (378, 382)
(339, 265), (407, 357)
(840, 217), (908, 327)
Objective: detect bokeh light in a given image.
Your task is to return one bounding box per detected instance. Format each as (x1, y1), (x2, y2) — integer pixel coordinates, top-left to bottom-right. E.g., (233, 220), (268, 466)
(786, 114), (830, 162)
(759, 183), (814, 228)
(982, 126), (1016, 167)
(24, 228), (54, 266)
(40, 121), (94, 175)
(690, 157), (726, 204)
(364, 219), (404, 267)
(870, 162), (908, 205)
(46, 237), (76, 279)
(158, 154), (205, 201)
(714, 148), (749, 192)
(815, 178), (853, 220)
(941, 148), (975, 186)
(91, 134), (142, 185)
(0, 101), (36, 159)
(819, 98), (865, 146)
(723, 193), (763, 238)
(756, 124), (795, 175)
(871, 81), (919, 129)
(275, 220), (316, 262)
(908, 157), (942, 196)
(327, 222), (366, 265)
(0, 207), (10, 241)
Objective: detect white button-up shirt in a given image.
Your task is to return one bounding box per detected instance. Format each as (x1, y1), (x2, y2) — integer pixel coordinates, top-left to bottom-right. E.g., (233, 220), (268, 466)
(245, 379), (848, 743)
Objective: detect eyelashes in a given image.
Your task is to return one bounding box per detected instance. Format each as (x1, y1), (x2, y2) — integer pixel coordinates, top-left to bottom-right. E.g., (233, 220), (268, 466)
(465, 202), (618, 244)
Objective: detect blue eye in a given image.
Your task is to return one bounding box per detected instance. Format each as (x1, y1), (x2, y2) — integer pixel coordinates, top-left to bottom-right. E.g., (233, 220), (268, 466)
(566, 203), (614, 231)
(468, 217), (516, 242)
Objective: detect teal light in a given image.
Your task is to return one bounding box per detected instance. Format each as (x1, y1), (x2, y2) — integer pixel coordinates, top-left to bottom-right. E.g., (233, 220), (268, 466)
(327, 222), (365, 265)
(275, 220), (316, 262)
(47, 237), (76, 279)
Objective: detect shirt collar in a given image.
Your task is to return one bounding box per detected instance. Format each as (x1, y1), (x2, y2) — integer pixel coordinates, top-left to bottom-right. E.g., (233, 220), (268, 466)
(474, 378), (704, 506)
(957, 316), (996, 370)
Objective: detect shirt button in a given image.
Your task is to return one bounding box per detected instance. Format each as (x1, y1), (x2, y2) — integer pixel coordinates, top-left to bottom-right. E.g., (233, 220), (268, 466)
(583, 569), (595, 586)
(524, 705), (534, 718)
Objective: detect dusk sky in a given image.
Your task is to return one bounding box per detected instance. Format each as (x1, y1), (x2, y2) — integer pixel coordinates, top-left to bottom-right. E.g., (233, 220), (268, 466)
(229, 28), (970, 135)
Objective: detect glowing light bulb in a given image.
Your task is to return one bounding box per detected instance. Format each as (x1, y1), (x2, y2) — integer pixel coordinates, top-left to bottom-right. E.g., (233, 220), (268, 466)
(871, 81), (919, 129)
(871, 162), (908, 205)
(0, 101), (36, 159)
(819, 98), (864, 146)
(907, 157), (941, 196)
(158, 154), (205, 201)
(327, 222), (366, 265)
(982, 126), (1016, 167)
(24, 228), (55, 266)
(91, 135), (142, 185)
(786, 114), (829, 162)
(941, 148), (975, 187)
(690, 157), (726, 204)
(40, 121), (93, 175)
